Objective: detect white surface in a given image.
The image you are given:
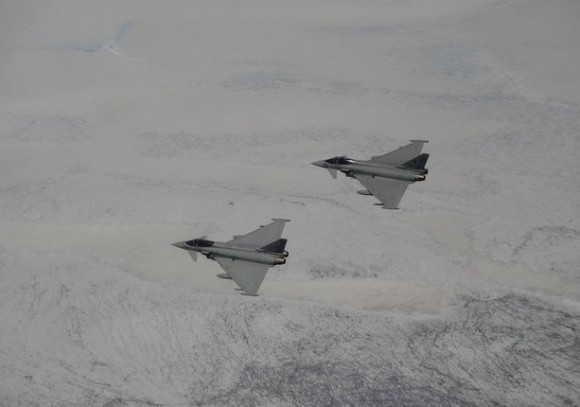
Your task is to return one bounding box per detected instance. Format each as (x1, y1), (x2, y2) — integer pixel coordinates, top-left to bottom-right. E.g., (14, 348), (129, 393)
(1, 0), (579, 405)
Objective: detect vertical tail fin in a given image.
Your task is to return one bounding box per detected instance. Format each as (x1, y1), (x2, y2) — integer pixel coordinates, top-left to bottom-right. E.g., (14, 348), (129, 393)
(259, 238), (287, 253)
(401, 153), (429, 170)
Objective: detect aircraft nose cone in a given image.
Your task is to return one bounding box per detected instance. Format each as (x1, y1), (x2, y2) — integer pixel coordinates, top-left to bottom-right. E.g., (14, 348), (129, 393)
(172, 241), (186, 249)
(311, 160), (326, 168)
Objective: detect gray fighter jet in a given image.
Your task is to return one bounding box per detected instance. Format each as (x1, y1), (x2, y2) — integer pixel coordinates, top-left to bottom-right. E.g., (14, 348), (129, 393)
(172, 219), (290, 296)
(312, 140), (429, 209)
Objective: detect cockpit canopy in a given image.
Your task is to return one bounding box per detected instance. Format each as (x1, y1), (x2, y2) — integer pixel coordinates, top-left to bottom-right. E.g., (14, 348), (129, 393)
(186, 239), (215, 247)
(325, 156), (354, 165)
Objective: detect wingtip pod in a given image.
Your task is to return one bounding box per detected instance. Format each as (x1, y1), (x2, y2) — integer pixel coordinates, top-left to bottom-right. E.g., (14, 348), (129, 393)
(271, 218), (290, 222)
(409, 139), (429, 143)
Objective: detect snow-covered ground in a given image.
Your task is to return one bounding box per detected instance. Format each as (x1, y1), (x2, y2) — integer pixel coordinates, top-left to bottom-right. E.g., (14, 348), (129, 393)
(1, 0), (579, 405)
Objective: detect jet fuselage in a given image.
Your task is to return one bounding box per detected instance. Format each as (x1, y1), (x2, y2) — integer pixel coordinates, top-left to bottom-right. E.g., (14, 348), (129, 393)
(314, 158), (426, 182)
(172, 240), (287, 265)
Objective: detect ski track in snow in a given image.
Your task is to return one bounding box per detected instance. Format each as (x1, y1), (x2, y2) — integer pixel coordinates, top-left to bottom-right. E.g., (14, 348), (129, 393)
(1, 0), (580, 405)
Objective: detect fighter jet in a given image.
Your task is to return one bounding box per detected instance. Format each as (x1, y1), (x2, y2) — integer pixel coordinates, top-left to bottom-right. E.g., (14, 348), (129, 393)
(172, 219), (290, 296)
(312, 140), (429, 209)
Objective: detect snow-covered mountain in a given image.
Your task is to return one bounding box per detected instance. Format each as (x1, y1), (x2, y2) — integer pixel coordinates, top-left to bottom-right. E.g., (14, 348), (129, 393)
(1, 0), (579, 405)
